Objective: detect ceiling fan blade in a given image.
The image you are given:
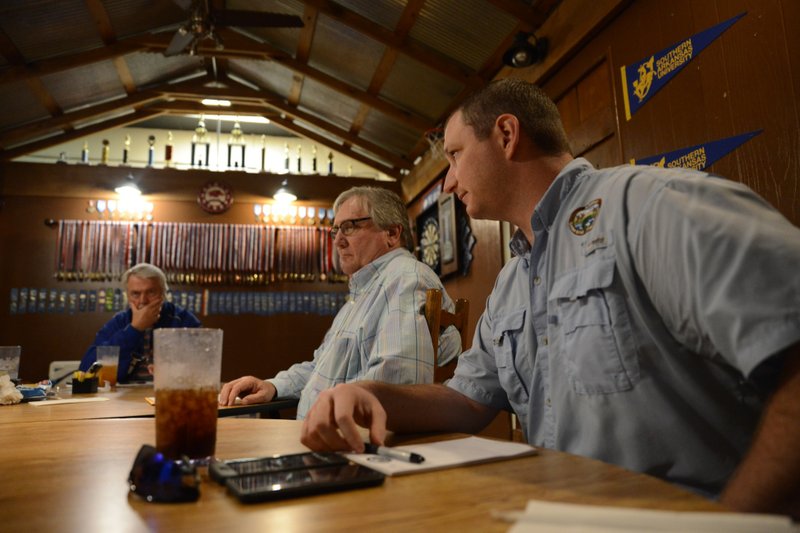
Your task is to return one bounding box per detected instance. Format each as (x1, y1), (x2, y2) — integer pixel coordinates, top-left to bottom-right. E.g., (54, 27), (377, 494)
(165, 28), (195, 56)
(211, 10), (304, 28)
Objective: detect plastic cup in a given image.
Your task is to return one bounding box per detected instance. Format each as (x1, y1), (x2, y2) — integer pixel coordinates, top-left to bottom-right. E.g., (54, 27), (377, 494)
(154, 328), (223, 462)
(0, 346), (21, 380)
(96, 345), (120, 388)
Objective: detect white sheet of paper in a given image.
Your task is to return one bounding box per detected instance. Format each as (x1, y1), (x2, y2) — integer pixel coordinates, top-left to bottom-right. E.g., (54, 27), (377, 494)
(502, 499), (799, 532)
(30, 397), (110, 406)
(344, 436), (537, 476)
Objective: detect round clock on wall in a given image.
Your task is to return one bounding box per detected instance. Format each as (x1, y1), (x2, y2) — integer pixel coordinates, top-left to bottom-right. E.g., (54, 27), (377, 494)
(197, 181), (233, 214)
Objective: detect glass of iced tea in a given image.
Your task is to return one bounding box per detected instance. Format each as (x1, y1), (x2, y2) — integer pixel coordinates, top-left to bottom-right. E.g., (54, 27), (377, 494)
(153, 328), (223, 463)
(96, 345), (119, 388)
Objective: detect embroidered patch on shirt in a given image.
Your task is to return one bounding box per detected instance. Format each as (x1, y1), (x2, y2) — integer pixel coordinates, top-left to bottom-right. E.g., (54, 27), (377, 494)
(582, 234), (610, 256)
(569, 198), (602, 235)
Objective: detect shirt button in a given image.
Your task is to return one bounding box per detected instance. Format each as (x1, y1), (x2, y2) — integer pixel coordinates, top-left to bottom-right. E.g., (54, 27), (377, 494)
(533, 276), (542, 285)
(542, 336), (548, 345)
(546, 397), (551, 406)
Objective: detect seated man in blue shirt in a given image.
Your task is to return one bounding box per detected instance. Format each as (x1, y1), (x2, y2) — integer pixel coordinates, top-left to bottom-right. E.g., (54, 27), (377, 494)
(219, 186), (461, 419)
(80, 263), (201, 383)
(299, 79), (800, 517)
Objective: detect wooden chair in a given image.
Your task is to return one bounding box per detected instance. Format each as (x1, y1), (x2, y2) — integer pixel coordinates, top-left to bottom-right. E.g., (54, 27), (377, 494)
(423, 288), (469, 383)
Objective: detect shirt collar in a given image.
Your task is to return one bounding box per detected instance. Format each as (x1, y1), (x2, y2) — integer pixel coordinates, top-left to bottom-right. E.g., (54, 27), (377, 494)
(508, 157), (595, 258)
(348, 247), (410, 295)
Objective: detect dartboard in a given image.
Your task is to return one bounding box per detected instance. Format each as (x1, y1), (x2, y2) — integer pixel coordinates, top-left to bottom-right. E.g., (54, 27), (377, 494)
(420, 218), (440, 269)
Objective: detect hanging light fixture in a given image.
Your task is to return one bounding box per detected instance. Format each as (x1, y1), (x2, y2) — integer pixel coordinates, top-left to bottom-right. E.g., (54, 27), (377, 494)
(273, 179), (297, 204)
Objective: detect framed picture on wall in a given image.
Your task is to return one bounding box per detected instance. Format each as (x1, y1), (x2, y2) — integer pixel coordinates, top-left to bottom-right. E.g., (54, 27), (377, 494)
(437, 192), (458, 277)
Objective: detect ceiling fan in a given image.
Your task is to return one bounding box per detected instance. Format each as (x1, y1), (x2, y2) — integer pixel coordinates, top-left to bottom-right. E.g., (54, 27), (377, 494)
(165, 0), (304, 56)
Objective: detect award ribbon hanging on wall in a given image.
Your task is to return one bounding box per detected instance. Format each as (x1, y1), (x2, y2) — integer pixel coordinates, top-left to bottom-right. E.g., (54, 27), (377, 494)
(621, 12), (746, 121)
(630, 129), (762, 170)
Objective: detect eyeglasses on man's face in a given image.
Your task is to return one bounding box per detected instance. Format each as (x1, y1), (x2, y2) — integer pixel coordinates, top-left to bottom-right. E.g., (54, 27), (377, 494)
(330, 216), (372, 238)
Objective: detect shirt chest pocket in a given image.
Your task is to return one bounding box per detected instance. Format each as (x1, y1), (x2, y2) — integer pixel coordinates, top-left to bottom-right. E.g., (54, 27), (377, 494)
(550, 256), (639, 395)
(491, 308), (530, 406)
(316, 332), (363, 382)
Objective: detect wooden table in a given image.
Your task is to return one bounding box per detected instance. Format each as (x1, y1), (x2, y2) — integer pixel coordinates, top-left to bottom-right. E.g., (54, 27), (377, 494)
(0, 418), (724, 532)
(0, 385), (299, 424)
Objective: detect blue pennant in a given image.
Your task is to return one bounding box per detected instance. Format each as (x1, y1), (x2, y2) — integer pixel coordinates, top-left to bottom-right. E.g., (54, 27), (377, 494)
(621, 12), (746, 121)
(631, 130), (762, 171)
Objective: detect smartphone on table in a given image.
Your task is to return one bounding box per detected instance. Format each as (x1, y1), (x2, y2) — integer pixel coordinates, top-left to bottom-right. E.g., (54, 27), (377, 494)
(210, 451), (348, 482)
(210, 451), (385, 503)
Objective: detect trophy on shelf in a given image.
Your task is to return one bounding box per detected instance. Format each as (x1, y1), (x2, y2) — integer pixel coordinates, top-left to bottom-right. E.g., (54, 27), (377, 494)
(260, 135), (267, 172)
(227, 120), (245, 169)
(327, 151), (334, 175)
(122, 135), (131, 165)
(284, 142), (290, 172)
(312, 145), (318, 173)
(296, 144), (302, 173)
(100, 139), (110, 165)
(80, 141), (89, 164)
(147, 135), (156, 167)
(191, 115), (210, 167)
(165, 131), (174, 167)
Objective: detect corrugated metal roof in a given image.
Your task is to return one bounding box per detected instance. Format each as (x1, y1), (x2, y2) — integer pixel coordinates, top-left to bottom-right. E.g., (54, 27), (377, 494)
(410, 0), (519, 70)
(308, 13), (384, 92)
(333, 0), (406, 32)
(380, 53), (464, 121)
(0, 0), (104, 62)
(298, 78), (361, 130)
(0, 0), (559, 179)
(41, 61), (126, 112)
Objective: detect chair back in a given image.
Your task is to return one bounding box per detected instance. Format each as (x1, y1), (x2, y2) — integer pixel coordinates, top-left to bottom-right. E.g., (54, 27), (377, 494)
(423, 288), (469, 382)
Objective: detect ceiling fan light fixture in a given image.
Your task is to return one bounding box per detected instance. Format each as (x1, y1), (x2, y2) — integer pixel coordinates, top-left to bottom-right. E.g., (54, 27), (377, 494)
(502, 33), (548, 68)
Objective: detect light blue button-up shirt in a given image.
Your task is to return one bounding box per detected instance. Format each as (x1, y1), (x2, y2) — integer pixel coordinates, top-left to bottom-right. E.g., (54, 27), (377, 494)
(448, 158), (800, 495)
(270, 248), (461, 419)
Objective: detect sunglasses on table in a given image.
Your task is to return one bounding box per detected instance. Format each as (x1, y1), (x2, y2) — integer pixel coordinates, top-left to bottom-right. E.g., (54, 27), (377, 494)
(128, 444), (200, 503)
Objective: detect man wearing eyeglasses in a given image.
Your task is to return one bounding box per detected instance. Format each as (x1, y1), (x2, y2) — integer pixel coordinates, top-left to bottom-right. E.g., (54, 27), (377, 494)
(80, 263), (202, 383)
(219, 186), (461, 419)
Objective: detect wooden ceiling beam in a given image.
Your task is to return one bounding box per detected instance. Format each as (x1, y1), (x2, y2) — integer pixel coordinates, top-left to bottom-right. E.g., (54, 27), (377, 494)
(0, 39), (147, 85)
(270, 103), (412, 170)
(264, 112), (400, 180)
(159, 78), (278, 104)
(485, 0), (550, 27)
(150, 77), (413, 170)
(0, 91), (163, 149)
(289, 5), (319, 106)
(0, 109), (164, 161)
(149, 101), (407, 177)
(138, 28), (433, 132)
(299, 0), (485, 89)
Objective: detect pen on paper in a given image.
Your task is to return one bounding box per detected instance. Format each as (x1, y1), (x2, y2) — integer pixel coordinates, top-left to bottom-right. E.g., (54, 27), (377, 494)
(363, 443), (425, 464)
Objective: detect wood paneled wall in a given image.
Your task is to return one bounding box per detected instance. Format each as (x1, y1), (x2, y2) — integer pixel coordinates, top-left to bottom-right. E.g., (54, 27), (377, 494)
(0, 164), (359, 383)
(532, 0), (799, 226)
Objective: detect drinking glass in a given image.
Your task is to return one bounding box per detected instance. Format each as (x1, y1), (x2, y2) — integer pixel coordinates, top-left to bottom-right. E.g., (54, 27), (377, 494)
(154, 328), (223, 462)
